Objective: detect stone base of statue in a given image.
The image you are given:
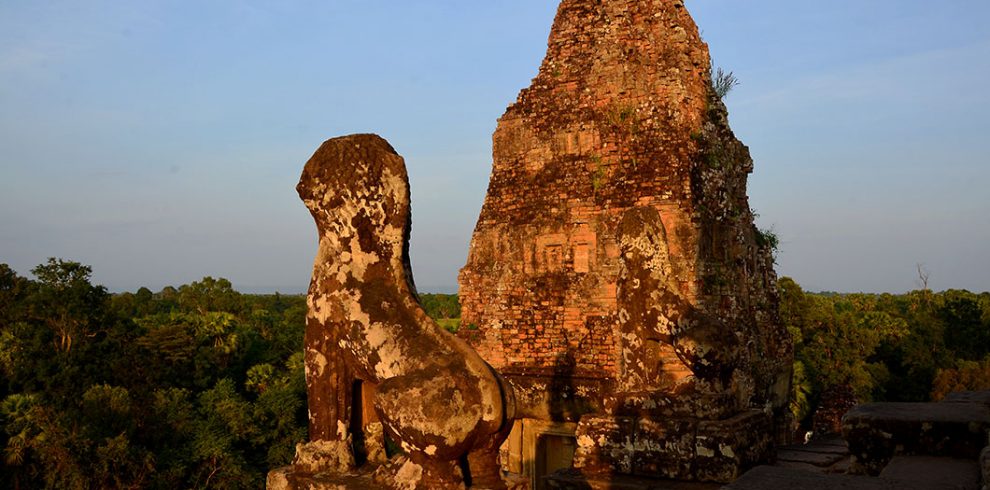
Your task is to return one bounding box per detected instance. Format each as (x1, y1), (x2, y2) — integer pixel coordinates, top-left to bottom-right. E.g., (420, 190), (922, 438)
(563, 410), (773, 485)
(267, 465), (379, 490)
(267, 452), (524, 490)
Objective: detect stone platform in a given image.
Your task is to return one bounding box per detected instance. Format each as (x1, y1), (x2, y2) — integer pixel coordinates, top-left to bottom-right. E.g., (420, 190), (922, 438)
(727, 391), (990, 490)
(267, 466), (381, 490)
(546, 469), (721, 490)
(842, 400), (990, 474)
(568, 411), (772, 484)
(724, 463), (980, 490)
(943, 390), (990, 409)
(774, 434), (850, 474)
(981, 446), (990, 490)
(880, 456), (981, 489)
(268, 464), (531, 490)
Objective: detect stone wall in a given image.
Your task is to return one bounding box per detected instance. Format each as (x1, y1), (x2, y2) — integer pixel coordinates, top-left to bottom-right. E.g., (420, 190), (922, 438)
(458, 0), (791, 420)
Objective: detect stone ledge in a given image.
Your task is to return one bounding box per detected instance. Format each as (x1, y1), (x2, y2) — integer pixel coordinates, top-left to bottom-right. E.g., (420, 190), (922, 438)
(842, 402), (990, 474)
(725, 465), (977, 490)
(267, 462), (527, 490)
(695, 410), (773, 482)
(778, 443), (848, 456)
(844, 402), (990, 424)
(546, 468), (721, 490)
(879, 456), (980, 490)
(981, 446), (989, 490)
(266, 466), (379, 490)
(943, 391), (990, 411)
(775, 449), (845, 467)
(572, 411), (772, 484)
(609, 391), (742, 421)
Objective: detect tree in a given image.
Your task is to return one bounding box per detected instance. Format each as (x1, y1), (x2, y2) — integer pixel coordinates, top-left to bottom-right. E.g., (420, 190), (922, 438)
(0, 262), (311, 487)
(29, 259), (109, 353)
(931, 358), (990, 400)
(938, 290), (989, 361)
(178, 277), (242, 314)
(0, 265), (29, 326)
(779, 278), (909, 427)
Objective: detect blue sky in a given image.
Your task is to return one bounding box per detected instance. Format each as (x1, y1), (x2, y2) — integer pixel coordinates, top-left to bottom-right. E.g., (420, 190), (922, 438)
(1, 1), (988, 294)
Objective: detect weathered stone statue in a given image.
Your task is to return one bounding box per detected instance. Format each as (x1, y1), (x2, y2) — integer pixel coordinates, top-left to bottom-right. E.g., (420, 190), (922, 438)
(291, 134), (514, 489)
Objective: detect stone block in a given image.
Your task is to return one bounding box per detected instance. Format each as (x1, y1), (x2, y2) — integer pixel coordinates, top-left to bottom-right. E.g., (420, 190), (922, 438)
(842, 402), (990, 475)
(694, 410), (772, 482)
(609, 391), (741, 420)
(775, 448), (846, 467)
(982, 446), (989, 490)
(804, 434), (850, 452)
(778, 443), (848, 457)
(573, 416), (636, 475)
(572, 411), (773, 484)
(266, 466), (376, 490)
(504, 371), (608, 423)
(631, 418), (696, 480)
(773, 460), (829, 474)
(726, 464), (976, 490)
(573, 415), (699, 481)
(943, 391), (990, 412)
(545, 468), (722, 489)
(291, 440), (354, 474)
(879, 456), (980, 490)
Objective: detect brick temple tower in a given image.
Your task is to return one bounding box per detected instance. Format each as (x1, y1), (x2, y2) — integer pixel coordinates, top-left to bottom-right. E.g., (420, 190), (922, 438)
(457, 0), (792, 485)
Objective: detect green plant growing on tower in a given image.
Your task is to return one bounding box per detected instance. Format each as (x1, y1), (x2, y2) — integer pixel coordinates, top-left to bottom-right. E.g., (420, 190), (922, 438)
(712, 65), (739, 99)
(591, 155), (606, 191)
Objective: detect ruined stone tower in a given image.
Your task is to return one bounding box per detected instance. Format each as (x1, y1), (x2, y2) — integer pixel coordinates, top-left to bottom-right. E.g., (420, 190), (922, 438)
(457, 0), (793, 484)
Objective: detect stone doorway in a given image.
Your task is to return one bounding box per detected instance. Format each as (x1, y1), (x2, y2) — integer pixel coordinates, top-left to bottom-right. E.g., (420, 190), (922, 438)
(500, 419), (578, 489)
(536, 433), (577, 490)
(350, 380), (387, 466)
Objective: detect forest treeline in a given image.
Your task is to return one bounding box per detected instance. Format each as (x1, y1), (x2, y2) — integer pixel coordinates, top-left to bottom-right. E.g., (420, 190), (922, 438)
(781, 277), (990, 430)
(1, 259), (988, 488)
(0, 260), (308, 489)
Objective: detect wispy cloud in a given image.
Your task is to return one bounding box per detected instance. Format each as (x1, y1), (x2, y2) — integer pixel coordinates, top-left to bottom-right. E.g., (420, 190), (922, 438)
(736, 40), (990, 111)
(0, 41), (69, 76)
(0, 1), (165, 78)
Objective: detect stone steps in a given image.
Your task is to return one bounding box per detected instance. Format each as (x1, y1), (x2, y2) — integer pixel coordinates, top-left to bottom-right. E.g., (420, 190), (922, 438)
(724, 463), (980, 490)
(774, 434), (851, 474)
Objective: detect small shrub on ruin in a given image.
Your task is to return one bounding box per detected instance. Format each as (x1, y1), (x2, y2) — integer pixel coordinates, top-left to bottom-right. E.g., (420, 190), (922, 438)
(712, 66), (739, 99)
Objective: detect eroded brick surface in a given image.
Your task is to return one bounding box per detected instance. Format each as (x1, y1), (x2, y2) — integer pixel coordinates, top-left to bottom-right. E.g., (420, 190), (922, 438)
(458, 0), (791, 422)
(457, 0), (792, 484)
